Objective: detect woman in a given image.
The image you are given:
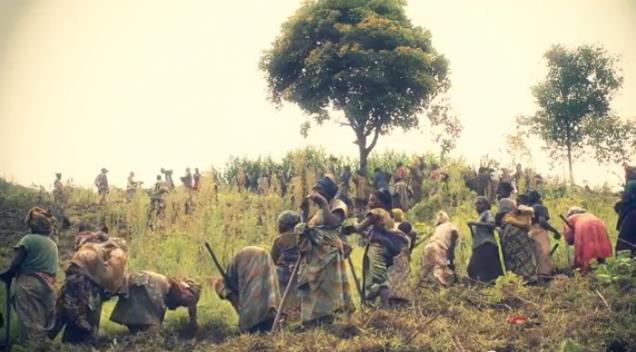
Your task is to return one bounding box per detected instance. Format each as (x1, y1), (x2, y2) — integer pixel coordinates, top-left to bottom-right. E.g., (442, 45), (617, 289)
(270, 210), (301, 319)
(467, 197), (504, 283)
(419, 211), (459, 287)
(110, 271), (201, 333)
(616, 166), (636, 255)
(527, 191), (556, 279)
(297, 177), (353, 326)
(0, 207), (59, 349)
(498, 199), (537, 282)
(51, 237), (128, 343)
(214, 246), (280, 333)
(564, 207), (613, 273)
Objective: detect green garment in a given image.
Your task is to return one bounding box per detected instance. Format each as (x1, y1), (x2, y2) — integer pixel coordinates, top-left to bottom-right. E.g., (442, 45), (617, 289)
(15, 234), (59, 276)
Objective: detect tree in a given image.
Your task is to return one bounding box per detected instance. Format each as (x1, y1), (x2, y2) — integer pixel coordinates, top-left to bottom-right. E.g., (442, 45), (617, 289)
(522, 44), (625, 185)
(427, 99), (462, 162)
(260, 0), (449, 175)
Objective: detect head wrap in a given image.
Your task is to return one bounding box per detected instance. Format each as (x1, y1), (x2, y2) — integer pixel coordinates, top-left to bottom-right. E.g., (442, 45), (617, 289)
(24, 207), (55, 235)
(101, 168), (108, 173)
(567, 207), (587, 217)
(528, 190), (541, 204)
(391, 208), (405, 223)
(435, 211), (450, 226)
(497, 198), (517, 215)
(368, 208), (395, 230)
(277, 210), (300, 230)
(372, 189), (392, 211)
(167, 277), (202, 309)
(474, 196), (491, 209)
(313, 177), (338, 201)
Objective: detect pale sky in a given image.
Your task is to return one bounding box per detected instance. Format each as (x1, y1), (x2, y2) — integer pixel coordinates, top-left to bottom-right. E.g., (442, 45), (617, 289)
(0, 0), (635, 189)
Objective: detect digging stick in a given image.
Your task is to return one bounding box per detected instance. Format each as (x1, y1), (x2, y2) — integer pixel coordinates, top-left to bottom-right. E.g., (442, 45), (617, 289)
(204, 242), (230, 284)
(271, 255), (302, 333)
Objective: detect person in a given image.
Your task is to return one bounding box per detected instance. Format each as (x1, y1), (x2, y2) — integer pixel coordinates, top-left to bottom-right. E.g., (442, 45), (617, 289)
(514, 164), (526, 195)
(353, 170), (370, 216)
(181, 168), (193, 190)
(53, 173), (65, 207)
(338, 165), (352, 198)
(467, 196), (503, 283)
(126, 172), (143, 202)
(497, 168), (514, 200)
(393, 181), (410, 212)
(373, 168), (389, 191)
(409, 158), (425, 203)
(564, 207), (613, 273)
(392, 209), (418, 251)
(615, 164), (636, 255)
(94, 168), (109, 204)
(356, 207), (407, 307)
(476, 166), (490, 197)
(419, 211), (459, 287)
(270, 211), (301, 319)
(73, 223), (109, 251)
(149, 175), (170, 220)
(160, 168), (175, 190)
(355, 191), (406, 306)
(237, 167), (247, 192)
(110, 271), (201, 333)
(393, 162), (408, 183)
(498, 199), (537, 282)
(527, 191), (557, 278)
(297, 177), (353, 326)
(50, 237), (128, 343)
(0, 207), (58, 349)
(257, 173), (270, 195)
(193, 168), (202, 191)
(213, 246), (281, 333)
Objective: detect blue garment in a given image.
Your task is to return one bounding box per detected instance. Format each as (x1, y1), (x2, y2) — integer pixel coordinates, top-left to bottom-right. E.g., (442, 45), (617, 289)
(470, 210), (497, 249)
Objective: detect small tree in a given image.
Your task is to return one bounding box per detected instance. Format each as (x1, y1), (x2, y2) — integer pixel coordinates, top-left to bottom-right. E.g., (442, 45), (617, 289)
(522, 44), (625, 185)
(260, 0), (449, 174)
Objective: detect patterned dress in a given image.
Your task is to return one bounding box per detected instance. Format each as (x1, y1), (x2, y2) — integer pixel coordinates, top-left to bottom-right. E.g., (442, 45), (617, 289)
(297, 226), (353, 324)
(218, 246), (281, 333)
(501, 213), (537, 281)
(110, 271), (171, 330)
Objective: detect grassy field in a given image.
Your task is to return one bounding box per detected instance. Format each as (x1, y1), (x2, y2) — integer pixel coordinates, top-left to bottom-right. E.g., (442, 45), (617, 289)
(0, 155), (634, 351)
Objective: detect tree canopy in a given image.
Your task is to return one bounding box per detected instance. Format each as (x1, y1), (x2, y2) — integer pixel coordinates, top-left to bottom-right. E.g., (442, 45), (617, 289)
(522, 44), (631, 184)
(260, 0), (450, 173)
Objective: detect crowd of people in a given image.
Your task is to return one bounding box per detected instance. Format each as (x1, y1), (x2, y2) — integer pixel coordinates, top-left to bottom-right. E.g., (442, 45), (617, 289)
(2, 163), (635, 349)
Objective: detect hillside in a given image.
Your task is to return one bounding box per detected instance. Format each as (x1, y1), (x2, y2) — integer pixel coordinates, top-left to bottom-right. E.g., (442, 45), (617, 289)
(0, 152), (634, 352)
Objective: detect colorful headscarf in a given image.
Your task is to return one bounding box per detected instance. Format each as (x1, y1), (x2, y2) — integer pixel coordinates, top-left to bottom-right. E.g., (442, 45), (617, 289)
(24, 207), (55, 235)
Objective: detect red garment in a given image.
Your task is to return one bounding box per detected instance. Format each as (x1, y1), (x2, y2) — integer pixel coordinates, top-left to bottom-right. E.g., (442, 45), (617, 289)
(564, 213), (613, 272)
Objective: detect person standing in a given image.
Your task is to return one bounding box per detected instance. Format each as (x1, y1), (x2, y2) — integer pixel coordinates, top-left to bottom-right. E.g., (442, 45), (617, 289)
(467, 196), (504, 283)
(193, 168), (202, 191)
(0, 207), (59, 349)
(94, 168), (109, 204)
(126, 172), (143, 202)
(53, 173), (65, 207)
(181, 168), (193, 190)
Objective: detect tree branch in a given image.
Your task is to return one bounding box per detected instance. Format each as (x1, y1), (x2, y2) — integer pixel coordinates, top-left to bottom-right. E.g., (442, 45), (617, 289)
(365, 127), (381, 154)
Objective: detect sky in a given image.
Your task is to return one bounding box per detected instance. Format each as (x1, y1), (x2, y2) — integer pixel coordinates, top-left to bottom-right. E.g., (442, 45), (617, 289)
(0, 0), (635, 190)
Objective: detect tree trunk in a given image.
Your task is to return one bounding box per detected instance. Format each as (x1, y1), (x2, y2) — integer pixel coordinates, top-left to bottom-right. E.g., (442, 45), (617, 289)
(358, 136), (368, 176)
(567, 143), (575, 186)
